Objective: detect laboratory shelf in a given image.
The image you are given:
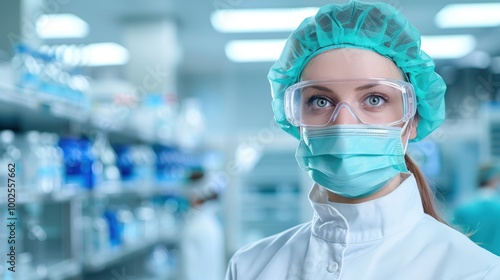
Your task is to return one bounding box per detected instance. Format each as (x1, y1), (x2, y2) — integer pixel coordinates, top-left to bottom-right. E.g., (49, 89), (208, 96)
(0, 83), (193, 280)
(0, 187), (84, 205)
(0, 83), (159, 144)
(90, 181), (188, 198)
(45, 259), (83, 280)
(82, 235), (176, 273)
(0, 82), (89, 124)
(28, 259), (82, 280)
(0, 182), (188, 205)
(137, 275), (178, 280)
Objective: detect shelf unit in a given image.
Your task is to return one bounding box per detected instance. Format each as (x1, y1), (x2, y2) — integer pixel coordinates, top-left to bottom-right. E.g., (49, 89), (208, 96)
(81, 234), (177, 273)
(0, 182), (186, 206)
(0, 84), (188, 280)
(235, 149), (306, 248)
(0, 82), (159, 145)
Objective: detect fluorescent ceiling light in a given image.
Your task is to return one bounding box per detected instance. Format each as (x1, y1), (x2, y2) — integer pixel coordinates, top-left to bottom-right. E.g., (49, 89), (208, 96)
(84, 43), (130, 66)
(421, 35), (476, 59)
(225, 39), (286, 62)
(226, 35), (476, 62)
(211, 7), (319, 33)
(435, 3), (500, 28)
(36, 14), (89, 39)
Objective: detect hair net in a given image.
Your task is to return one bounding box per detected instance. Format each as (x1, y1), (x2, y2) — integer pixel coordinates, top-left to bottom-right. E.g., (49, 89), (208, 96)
(268, 1), (447, 142)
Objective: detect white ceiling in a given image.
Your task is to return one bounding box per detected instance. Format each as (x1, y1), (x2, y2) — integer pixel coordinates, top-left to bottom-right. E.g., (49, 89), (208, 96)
(47, 0), (500, 77)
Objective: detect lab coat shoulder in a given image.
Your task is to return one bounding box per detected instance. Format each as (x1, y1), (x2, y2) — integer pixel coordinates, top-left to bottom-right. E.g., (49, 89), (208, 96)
(415, 215), (500, 279)
(225, 221), (312, 280)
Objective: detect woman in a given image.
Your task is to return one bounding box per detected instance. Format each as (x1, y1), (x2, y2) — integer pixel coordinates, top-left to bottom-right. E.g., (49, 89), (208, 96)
(226, 2), (500, 279)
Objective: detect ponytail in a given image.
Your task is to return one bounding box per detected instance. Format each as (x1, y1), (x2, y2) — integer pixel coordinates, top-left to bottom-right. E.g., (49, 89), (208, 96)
(404, 154), (447, 224)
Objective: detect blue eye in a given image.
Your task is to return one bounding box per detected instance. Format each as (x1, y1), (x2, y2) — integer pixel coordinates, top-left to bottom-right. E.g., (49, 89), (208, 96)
(365, 95), (386, 107)
(315, 98), (329, 107)
(308, 96), (332, 108)
(368, 96), (382, 105)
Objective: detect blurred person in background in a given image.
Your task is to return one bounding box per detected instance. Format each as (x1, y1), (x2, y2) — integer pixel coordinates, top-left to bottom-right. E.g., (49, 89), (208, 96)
(453, 163), (500, 256)
(180, 172), (225, 280)
(225, 2), (500, 279)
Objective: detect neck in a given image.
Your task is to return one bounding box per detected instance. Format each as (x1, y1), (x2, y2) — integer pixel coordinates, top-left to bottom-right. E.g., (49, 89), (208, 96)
(327, 173), (404, 203)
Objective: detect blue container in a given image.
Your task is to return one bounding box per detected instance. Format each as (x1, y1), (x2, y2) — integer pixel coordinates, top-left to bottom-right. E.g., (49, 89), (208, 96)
(58, 137), (96, 189)
(114, 145), (135, 181)
(103, 209), (122, 247)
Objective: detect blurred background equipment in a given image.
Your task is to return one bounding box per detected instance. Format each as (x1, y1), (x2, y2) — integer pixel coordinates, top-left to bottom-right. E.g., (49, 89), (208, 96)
(1, 0), (500, 279)
(452, 163), (500, 256)
(179, 172), (225, 280)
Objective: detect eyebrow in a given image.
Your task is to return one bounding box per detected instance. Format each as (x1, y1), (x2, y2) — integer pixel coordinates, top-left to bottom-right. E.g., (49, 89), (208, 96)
(354, 83), (379, 91)
(309, 85), (334, 93)
(308, 83), (380, 93)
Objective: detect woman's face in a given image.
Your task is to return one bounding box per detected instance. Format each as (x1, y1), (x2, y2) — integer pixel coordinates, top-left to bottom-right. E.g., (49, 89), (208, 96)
(299, 48), (417, 139)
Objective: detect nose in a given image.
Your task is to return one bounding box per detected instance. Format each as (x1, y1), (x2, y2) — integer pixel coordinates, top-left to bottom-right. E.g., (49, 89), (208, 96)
(331, 103), (360, 125)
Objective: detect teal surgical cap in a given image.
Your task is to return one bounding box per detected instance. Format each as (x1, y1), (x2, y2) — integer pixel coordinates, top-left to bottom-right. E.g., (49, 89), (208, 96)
(268, 1), (447, 142)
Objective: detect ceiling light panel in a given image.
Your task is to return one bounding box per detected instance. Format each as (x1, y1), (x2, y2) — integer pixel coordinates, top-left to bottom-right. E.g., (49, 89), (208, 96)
(436, 3), (500, 28)
(225, 39), (286, 62)
(36, 14), (89, 39)
(84, 42), (130, 66)
(211, 7), (319, 33)
(421, 35), (477, 59)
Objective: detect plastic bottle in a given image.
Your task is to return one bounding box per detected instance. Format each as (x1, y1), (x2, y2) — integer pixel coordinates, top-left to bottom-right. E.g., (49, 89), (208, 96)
(0, 209), (8, 280)
(114, 145), (134, 182)
(30, 50), (47, 94)
(144, 245), (175, 278)
(38, 52), (58, 96)
(24, 203), (47, 276)
(0, 130), (22, 190)
(59, 137), (96, 190)
(21, 131), (41, 190)
(83, 201), (111, 256)
(103, 208), (122, 248)
(135, 203), (159, 240)
(14, 253), (34, 280)
(176, 98), (206, 150)
(11, 44), (39, 91)
(130, 145), (156, 186)
(38, 133), (58, 193)
(80, 216), (94, 258)
(157, 199), (178, 238)
(48, 133), (64, 190)
(157, 93), (179, 145)
(93, 213), (111, 254)
(154, 145), (188, 183)
(131, 94), (162, 142)
(117, 207), (136, 245)
(92, 132), (120, 187)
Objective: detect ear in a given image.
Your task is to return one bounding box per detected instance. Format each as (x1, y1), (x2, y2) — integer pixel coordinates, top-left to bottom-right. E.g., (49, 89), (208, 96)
(408, 118), (418, 140)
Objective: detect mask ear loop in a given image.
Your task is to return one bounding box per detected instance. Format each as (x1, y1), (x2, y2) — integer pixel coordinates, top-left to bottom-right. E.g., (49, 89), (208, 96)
(401, 119), (413, 154)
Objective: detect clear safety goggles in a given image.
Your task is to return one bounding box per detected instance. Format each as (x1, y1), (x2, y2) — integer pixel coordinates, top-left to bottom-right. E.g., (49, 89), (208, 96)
(284, 78), (417, 127)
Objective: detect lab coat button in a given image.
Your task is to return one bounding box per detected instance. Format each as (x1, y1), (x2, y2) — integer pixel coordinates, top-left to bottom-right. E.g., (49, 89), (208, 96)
(327, 262), (339, 273)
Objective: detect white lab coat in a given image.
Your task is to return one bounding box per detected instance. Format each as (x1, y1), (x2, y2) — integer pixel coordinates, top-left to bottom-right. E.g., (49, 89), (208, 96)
(180, 201), (225, 280)
(226, 174), (500, 280)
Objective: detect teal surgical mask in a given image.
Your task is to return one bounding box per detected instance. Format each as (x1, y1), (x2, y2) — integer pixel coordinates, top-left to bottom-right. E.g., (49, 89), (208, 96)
(296, 124), (410, 198)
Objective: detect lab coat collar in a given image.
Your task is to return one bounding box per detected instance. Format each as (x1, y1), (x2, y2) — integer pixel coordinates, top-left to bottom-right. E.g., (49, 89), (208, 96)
(308, 173), (424, 243)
